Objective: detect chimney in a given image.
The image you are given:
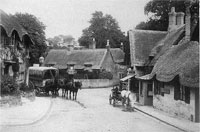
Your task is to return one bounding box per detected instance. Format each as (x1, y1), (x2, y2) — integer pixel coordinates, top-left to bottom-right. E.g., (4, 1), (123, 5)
(89, 38), (96, 49)
(176, 12), (185, 26)
(106, 40), (110, 51)
(168, 7), (177, 31)
(185, 0), (191, 41)
(120, 42), (124, 52)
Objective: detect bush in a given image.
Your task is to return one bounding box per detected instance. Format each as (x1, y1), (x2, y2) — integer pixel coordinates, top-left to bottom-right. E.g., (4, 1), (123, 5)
(1, 75), (20, 96)
(19, 82), (34, 92)
(99, 71), (113, 80)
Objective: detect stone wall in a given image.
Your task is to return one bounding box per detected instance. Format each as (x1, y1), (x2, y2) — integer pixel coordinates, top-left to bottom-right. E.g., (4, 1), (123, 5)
(75, 79), (119, 88)
(153, 83), (195, 121)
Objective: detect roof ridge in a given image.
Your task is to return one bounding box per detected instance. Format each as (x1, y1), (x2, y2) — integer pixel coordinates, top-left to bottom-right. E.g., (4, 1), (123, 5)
(99, 50), (107, 67)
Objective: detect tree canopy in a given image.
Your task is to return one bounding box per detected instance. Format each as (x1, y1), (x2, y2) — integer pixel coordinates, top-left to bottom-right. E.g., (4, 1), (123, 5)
(78, 11), (126, 48)
(13, 13), (47, 65)
(47, 35), (75, 46)
(136, 0), (199, 31)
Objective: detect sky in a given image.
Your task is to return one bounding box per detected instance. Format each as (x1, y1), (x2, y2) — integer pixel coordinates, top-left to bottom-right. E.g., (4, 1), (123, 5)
(0, 0), (150, 40)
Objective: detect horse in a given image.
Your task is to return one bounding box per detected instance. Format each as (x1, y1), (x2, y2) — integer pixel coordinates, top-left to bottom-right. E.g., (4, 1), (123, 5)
(121, 90), (132, 107)
(62, 80), (73, 99)
(57, 78), (67, 97)
(45, 79), (59, 97)
(69, 81), (82, 100)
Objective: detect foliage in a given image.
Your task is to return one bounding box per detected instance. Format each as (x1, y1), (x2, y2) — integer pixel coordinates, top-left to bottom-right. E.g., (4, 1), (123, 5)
(99, 70), (113, 80)
(1, 75), (20, 95)
(136, 0), (199, 31)
(47, 35), (75, 47)
(78, 11), (127, 48)
(12, 13), (47, 65)
(19, 82), (34, 92)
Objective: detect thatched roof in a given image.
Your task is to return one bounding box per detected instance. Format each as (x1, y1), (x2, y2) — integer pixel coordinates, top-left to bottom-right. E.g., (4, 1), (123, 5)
(44, 47), (124, 69)
(110, 48), (124, 63)
(150, 41), (199, 88)
(44, 49), (107, 69)
(129, 30), (167, 66)
(0, 9), (28, 41)
(149, 25), (185, 66)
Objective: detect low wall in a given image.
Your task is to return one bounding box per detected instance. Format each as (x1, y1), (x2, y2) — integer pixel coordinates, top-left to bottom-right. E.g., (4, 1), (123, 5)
(74, 79), (119, 88)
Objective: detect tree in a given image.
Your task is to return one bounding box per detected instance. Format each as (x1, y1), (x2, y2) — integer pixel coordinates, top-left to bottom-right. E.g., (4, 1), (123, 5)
(13, 13), (47, 65)
(47, 35), (75, 47)
(136, 0), (187, 31)
(78, 11), (126, 48)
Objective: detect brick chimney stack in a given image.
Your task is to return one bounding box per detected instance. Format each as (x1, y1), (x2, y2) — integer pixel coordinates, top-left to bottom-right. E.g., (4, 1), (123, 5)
(106, 40), (110, 51)
(89, 38), (96, 49)
(185, 0), (191, 41)
(176, 12), (185, 26)
(168, 7), (177, 31)
(120, 42), (124, 52)
(92, 38), (96, 49)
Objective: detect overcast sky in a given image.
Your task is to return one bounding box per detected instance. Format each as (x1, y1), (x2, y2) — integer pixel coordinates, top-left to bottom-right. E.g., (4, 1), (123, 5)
(1, 0), (150, 40)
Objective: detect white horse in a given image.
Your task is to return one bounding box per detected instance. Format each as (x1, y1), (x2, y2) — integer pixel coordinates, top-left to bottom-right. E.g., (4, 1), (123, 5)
(121, 90), (136, 111)
(121, 90), (131, 106)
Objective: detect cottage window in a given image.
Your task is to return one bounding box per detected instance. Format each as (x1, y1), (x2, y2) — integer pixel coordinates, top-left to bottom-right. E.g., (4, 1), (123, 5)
(174, 84), (190, 104)
(154, 80), (164, 96)
(119, 73), (125, 79)
(180, 86), (190, 104)
(147, 82), (153, 97)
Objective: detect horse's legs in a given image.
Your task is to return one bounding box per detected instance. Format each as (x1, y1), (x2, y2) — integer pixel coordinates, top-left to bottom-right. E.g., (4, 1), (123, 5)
(65, 90), (68, 99)
(74, 92), (77, 100)
(69, 91), (71, 99)
(72, 91), (75, 100)
(62, 88), (64, 97)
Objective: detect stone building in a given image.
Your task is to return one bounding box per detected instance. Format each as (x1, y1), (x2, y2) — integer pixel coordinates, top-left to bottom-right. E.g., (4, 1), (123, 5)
(129, 2), (199, 122)
(43, 40), (126, 88)
(0, 9), (32, 83)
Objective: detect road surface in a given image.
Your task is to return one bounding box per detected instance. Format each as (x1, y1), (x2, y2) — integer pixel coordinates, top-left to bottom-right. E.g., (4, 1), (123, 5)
(1, 88), (181, 132)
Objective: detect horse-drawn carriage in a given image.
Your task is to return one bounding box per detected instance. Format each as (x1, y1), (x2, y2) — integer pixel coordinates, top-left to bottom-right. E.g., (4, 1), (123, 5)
(109, 85), (131, 107)
(27, 66), (82, 99)
(28, 66), (59, 96)
(109, 85), (125, 107)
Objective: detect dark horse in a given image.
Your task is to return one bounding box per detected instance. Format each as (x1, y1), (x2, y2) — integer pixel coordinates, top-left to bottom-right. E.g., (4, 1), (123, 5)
(70, 81), (82, 100)
(61, 79), (72, 99)
(61, 79), (82, 100)
(45, 79), (59, 97)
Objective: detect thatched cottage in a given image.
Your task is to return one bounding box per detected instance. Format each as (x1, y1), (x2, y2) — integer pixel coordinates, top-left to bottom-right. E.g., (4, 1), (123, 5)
(128, 30), (167, 100)
(0, 9), (32, 83)
(129, 2), (199, 122)
(44, 40), (126, 88)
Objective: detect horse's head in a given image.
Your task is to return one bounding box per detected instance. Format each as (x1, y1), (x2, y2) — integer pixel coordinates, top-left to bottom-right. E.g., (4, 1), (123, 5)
(74, 81), (82, 89)
(57, 79), (64, 86)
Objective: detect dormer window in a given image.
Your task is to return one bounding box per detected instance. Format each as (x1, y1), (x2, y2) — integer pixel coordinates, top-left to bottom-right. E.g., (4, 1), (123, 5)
(84, 62), (93, 72)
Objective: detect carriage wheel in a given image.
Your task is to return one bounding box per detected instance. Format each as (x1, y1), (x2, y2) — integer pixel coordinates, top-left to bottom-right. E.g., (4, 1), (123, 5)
(109, 95), (112, 105)
(28, 81), (35, 91)
(122, 98), (125, 106)
(127, 97), (130, 106)
(35, 87), (40, 96)
(113, 99), (116, 107)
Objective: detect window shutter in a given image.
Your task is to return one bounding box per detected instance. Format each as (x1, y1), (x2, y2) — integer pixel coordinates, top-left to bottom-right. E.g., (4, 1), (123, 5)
(154, 81), (157, 94)
(174, 82), (180, 100)
(185, 87), (190, 104)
